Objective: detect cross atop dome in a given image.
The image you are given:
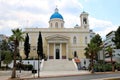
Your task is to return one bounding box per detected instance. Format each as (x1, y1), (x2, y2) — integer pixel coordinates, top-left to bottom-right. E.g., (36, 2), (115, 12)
(55, 6), (59, 12)
(55, 7), (59, 12)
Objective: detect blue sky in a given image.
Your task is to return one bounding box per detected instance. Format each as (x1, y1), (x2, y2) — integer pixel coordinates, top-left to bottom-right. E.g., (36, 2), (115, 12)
(0, 0), (119, 39)
(81, 0), (120, 25)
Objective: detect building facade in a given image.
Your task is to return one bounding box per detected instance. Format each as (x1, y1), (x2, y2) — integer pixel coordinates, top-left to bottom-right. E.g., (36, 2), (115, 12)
(0, 34), (8, 42)
(19, 8), (91, 60)
(103, 31), (120, 62)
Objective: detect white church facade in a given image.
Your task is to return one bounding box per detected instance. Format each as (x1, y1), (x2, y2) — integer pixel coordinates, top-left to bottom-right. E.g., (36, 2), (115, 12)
(19, 8), (92, 60)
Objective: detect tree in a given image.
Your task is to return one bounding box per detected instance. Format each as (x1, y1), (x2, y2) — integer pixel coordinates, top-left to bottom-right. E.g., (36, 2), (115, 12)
(24, 33), (30, 59)
(37, 32), (43, 78)
(3, 51), (12, 70)
(9, 28), (24, 78)
(37, 32), (43, 59)
(84, 41), (100, 73)
(90, 34), (102, 61)
(0, 40), (9, 50)
(0, 40), (12, 68)
(105, 46), (115, 72)
(91, 34), (102, 47)
(113, 26), (120, 49)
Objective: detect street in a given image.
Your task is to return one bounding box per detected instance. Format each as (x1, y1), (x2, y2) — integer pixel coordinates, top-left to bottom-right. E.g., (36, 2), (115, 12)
(29, 72), (120, 80)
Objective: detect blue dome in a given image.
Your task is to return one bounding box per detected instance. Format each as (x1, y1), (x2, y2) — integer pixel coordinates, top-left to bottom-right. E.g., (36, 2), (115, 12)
(50, 8), (63, 20)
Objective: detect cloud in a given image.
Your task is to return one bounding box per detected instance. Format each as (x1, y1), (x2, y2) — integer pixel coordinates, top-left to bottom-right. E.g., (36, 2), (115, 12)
(0, 0), (83, 36)
(89, 17), (117, 39)
(0, 0), (117, 39)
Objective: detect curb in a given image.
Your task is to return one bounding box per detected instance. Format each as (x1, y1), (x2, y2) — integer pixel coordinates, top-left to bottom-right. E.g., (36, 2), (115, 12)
(8, 71), (120, 80)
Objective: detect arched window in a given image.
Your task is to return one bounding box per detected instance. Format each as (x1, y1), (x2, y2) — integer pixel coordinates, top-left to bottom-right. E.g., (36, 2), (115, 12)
(61, 23), (63, 28)
(73, 36), (77, 44)
(83, 18), (87, 24)
(55, 22), (58, 28)
(51, 23), (52, 28)
(85, 37), (87, 44)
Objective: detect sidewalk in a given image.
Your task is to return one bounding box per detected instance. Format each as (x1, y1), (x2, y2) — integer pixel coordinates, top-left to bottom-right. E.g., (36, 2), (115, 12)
(1, 70), (120, 80)
(32, 70), (90, 78)
(0, 70), (90, 80)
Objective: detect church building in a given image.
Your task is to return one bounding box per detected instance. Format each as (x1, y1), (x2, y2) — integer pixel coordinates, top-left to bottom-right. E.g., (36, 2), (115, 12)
(19, 8), (91, 60)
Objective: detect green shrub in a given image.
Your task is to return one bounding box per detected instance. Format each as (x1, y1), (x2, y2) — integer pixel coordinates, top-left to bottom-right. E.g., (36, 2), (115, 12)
(115, 63), (120, 71)
(94, 63), (112, 72)
(0, 66), (11, 70)
(16, 63), (33, 71)
(104, 64), (112, 71)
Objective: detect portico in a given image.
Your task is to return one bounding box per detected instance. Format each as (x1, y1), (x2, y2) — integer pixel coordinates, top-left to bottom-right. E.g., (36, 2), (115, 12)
(46, 34), (69, 60)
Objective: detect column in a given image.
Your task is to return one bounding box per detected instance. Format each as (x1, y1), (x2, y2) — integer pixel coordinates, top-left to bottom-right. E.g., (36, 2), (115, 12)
(60, 43), (62, 59)
(54, 43), (55, 59)
(47, 43), (49, 60)
(66, 43), (68, 59)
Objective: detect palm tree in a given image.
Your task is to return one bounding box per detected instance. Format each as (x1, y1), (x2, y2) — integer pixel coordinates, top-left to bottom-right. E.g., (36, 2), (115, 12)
(105, 46), (115, 72)
(9, 28), (24, 78)
(84, 42), (99, 73)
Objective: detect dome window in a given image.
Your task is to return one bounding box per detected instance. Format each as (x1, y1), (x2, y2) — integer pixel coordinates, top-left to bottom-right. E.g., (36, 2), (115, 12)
(61, 23), (63, 28)
(51, 23), (52, 28)
(55, 22), (58, 28)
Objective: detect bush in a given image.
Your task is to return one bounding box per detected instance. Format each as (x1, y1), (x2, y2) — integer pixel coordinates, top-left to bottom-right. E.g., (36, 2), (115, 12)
(104, 64), (112, 71)
(115, 63), (120, 71)
(16, 63), (33, 71)
(0, 66), (11, 70)
(94, 63), (112, 72)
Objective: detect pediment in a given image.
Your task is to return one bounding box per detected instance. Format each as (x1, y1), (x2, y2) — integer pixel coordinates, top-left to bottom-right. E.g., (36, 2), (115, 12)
(46, 34), (69, 43)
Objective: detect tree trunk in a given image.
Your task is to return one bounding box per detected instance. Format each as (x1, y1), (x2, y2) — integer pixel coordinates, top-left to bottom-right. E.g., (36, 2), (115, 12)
(111, 55), (115, 72)
(6, 64), (8, 70)
(91, 56), (94, 73)
(11, 43), (17, 78)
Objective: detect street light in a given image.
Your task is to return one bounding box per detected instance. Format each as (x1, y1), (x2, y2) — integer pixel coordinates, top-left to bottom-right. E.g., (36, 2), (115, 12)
(84, 59), (86, 70)
(32, 48), (37, 78)
(33, 48), (36, 70)
(19, 56), (22, 73)
(0, 45), (1, 68)
(0, 49), (1, 68)
(27, 60), (29, 71)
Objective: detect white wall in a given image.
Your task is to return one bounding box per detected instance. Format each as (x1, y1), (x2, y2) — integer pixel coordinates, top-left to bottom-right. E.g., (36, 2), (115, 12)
(8, 60), (42, 70)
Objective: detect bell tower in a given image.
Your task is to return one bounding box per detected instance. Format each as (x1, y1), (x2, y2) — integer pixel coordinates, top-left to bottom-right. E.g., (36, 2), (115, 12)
(80, 11), (89, 29)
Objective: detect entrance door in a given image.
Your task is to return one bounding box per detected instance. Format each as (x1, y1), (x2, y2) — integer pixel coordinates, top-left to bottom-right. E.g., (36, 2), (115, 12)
(56, 49), (60, 59)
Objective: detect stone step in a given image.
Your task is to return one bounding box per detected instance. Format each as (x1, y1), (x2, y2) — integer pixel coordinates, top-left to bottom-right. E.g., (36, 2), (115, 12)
(42, 59), (77, 71)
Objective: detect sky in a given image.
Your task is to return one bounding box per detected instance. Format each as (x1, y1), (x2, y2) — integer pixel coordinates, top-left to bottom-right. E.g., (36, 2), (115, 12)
(0, 0), (120, 39)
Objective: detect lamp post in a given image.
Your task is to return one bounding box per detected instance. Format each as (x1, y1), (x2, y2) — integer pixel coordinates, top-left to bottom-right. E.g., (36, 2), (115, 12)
(0, 49), (1, 68)
(32, 48), (37, 78)
(19, 57), (22, 73)
(84, 59), (86, 70)
(0, 45), (1, 68)
(37, 50), (40, 78)
(28, 60), (29, 71)
(33, 48), (36, 70)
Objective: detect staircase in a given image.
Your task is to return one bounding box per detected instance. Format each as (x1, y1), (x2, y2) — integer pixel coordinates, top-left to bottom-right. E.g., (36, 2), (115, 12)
(42, 60), (77, 71)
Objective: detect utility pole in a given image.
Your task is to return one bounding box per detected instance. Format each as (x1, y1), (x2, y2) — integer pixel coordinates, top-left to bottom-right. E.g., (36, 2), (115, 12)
(0, 45), (1, 68)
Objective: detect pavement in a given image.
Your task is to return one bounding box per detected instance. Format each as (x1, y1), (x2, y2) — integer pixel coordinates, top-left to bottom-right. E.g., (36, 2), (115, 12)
(0, 70), (90, 80)
(0, 70), (120, 80)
